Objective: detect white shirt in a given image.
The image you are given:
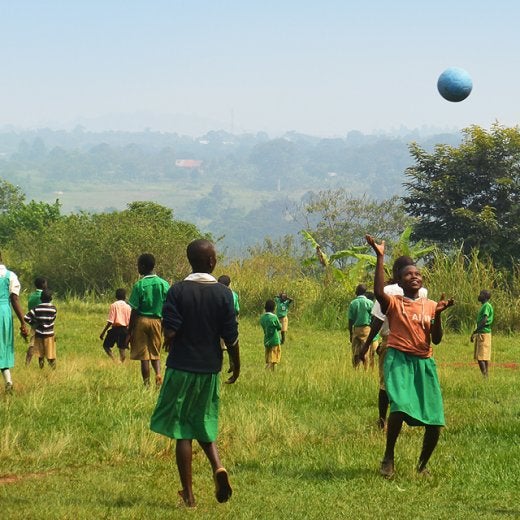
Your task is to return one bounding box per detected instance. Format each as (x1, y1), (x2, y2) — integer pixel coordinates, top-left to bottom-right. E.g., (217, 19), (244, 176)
(0, 264), (21, 295)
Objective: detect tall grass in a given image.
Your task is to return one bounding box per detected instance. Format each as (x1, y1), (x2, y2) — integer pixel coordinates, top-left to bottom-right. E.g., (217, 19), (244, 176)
(219, 249), (520, 333)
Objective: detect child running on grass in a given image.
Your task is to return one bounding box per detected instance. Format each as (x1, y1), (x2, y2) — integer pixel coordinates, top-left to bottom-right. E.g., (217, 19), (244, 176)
(99, 288), (131, 363)
(366, 235), (454, 478)
(150, 239), (240, 508)
(127, 254), (170, 387)
(24, 289), (57, 369)
(358, 258), (427, 430)
(471, 290), (494, 377)
(260, 299), (282, 371)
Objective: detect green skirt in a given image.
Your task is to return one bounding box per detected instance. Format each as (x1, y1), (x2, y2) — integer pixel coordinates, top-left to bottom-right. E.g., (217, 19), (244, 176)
(150, 368), (220, 442)
(384, 348), (445, 427)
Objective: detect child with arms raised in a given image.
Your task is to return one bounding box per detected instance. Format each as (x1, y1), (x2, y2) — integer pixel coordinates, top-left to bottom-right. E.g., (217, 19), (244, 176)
(366, 235), (453, 478)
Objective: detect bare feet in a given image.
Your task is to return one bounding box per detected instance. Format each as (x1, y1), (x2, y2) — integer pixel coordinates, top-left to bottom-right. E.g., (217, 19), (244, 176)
(178, 489), (196, 508)
(214, 468), (232, 503)
(379, 459), (395, 479)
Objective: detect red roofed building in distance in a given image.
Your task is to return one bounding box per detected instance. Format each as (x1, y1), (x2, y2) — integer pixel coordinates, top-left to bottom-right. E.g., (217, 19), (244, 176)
(175, 159), (203, 169)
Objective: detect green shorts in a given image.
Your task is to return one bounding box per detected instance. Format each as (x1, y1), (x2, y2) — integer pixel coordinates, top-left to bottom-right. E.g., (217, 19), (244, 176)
(150, 368), (220, 442)
(384, 347), (445, 427)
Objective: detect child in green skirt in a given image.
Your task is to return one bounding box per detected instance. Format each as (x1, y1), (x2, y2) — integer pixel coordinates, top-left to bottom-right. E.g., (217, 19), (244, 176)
(366, 235), (454, 478)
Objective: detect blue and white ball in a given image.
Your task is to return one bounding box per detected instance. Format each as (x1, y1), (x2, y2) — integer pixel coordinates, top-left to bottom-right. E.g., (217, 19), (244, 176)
(437, 67), (473, 102)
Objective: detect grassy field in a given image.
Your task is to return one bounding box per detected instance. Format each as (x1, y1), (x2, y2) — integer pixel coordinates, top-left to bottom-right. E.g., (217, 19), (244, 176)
(1, 301), (519, 519)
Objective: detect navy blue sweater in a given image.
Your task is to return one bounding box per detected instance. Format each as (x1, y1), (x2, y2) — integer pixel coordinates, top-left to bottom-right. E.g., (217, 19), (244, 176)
(163, 280), (238, 374)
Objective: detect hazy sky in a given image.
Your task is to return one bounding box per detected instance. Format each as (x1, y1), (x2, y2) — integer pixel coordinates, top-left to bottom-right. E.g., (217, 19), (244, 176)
(1, 1), (519, 136)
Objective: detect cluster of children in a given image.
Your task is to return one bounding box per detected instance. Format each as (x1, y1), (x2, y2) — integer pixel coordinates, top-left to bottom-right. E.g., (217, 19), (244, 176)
(0, 235), (496, 505)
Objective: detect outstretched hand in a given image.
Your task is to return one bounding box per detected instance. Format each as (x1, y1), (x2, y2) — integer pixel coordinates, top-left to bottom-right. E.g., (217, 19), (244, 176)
(365, 234), (385, 257)
(436, 293), (454, 314)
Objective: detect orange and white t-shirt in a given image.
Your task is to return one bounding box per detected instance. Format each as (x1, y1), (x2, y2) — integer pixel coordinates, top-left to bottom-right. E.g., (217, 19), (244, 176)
(386, 295), (437, 358)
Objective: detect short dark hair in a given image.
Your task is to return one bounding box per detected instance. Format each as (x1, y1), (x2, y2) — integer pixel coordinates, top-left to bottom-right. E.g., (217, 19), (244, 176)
(265, 299), (276, 312)
(138, 253), (155, 272)
(391, 256), (415, 282)
(34, 277), (47, 289)
(479, 289), (491, 301)
(365, 291), (375, 301)
(41, 289), (53, 303)
(218, 275), (231, 286)
(355, 283), (367, 296)
(115, 288), (126, 300)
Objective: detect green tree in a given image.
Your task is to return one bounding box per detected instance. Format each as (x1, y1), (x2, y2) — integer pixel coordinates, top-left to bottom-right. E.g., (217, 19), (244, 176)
(10, 201), (205, 294)
(403, 123), (520, 266)
(295, 190), (413, 260)
(0, 178), (25, 213)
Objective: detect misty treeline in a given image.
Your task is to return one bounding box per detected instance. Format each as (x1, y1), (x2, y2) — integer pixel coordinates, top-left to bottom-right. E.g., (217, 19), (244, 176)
(0, 127), (462, 251)
(2, 123), (520, 332)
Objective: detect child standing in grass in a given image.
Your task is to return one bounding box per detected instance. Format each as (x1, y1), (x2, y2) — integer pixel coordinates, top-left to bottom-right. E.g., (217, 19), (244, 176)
(127, 253), (170, 387)
(274, 292), (293, 344)
(99, 288), (131, 363)
(150, 239), (240, 508)
(471, 290), (494, 377)
(366, 235), (453, 478)
(24, 289), (57, 369)
(25, 276), (47, 366)
(260, 299), (282, 371)
(217, 274), (240, 373)
(348, 284), (373, 368)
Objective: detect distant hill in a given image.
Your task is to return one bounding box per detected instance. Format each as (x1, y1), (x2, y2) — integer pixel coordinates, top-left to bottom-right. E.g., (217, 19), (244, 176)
(0, 127), (462, 254)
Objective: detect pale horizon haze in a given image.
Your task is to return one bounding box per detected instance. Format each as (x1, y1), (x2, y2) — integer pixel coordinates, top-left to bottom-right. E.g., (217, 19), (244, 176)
(1, 1), (519, 137)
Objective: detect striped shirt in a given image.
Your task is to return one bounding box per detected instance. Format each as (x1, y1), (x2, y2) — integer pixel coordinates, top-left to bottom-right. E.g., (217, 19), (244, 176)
(24, 303), (57, 337)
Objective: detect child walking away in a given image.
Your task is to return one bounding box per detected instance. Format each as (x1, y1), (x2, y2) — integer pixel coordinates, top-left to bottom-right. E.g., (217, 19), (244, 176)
(366, 235), (454, 478)
(260, 300), (282, 371)
(100, 288), (132, 363)
(150, 239), (240, 508)
(471, 290), (494, 377)
(24, 289), (57, 369)
(348, 284), (373, 368)
(127, 254), (170, 388)
(217, 275), (240, 373)
(0, 254), (28, 393)
(274, 292), (293, 344)
(25, 276), (47, 366)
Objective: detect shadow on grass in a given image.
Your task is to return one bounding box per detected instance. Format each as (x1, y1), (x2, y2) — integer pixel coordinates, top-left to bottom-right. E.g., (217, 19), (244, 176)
(236, 460), (374, 481)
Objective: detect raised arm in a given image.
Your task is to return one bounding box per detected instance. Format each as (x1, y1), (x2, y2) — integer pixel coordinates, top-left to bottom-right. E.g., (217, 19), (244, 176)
(365, 235), (390, 314)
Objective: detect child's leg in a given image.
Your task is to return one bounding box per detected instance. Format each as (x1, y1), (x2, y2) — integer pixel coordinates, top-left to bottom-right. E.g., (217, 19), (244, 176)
(176, 439), (196, 507)
(118, 348), (126, 363)
(1, 368), (13, 392)
(25, 345), (34, 366)
(378, 389), (389, 429)
(140, 360), (151, 386)
(417, 426), (441, 472)
(380, 412), (404, 477)
(198, 441), (232, 503)
(38, 358), (44, 369)
(151, 359), (162, 386)
(478, 360), (488, 377)
(47, 359), (56, 370)
(104, 346), (115, 361)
